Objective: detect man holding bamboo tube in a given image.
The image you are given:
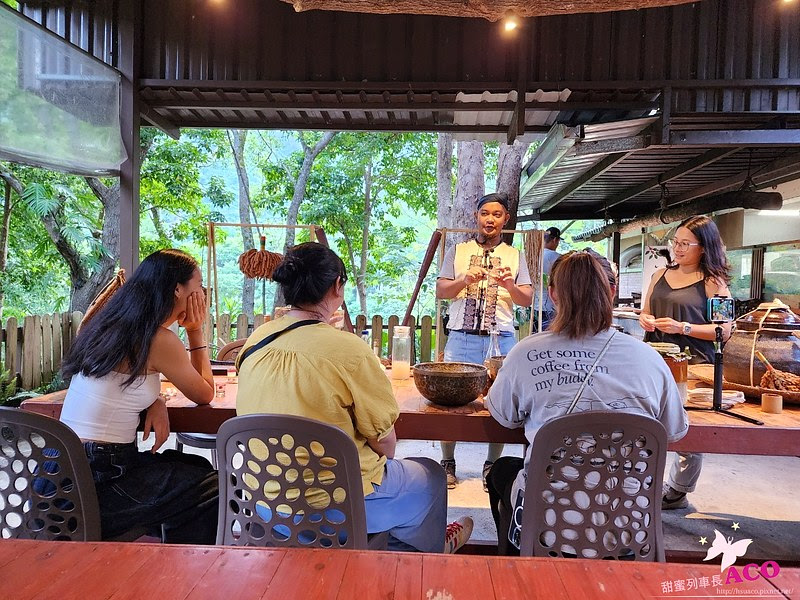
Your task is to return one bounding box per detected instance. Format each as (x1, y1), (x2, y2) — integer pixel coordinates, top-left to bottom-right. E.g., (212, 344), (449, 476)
(436, 192), (533, 490)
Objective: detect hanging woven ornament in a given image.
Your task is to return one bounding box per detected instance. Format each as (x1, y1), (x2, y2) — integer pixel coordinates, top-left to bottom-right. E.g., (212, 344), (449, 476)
(238, 235), (283, 280)
(80, 269), (126, 329)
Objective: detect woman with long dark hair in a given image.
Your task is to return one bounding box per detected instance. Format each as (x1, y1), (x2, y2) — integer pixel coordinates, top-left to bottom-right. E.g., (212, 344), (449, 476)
(60, 249), (218, 543)
(236, 242), (472, 554)
(638, 215), (732, 510)
(486, 250), (688, 555)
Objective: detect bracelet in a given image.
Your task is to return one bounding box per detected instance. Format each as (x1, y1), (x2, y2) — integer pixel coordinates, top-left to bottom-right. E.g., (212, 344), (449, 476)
(187, 345), (207, 352)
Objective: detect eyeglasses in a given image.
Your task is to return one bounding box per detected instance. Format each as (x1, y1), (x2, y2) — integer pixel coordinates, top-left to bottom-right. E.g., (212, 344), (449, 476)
(668, 239), (701, 251)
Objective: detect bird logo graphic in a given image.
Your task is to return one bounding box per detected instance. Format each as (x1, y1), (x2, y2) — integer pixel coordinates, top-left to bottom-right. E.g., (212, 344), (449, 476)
(703, 529), (753, 572)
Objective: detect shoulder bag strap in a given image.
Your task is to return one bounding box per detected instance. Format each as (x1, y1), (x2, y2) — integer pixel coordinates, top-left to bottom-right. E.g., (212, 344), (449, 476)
(563, 330), (617, 415)
(235, 319), (320, 371)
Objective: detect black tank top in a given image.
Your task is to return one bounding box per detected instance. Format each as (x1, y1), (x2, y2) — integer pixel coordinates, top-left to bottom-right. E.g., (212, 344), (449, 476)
(645, 272), (714, 364)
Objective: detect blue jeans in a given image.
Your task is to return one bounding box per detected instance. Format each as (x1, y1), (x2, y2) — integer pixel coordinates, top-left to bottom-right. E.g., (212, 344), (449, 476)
(365, 457), (447, 553)
(255, 457), (447, 552)
(441, 331), (517, 463)
(443, 330), (517, 363)
(85, 442), (218, 544)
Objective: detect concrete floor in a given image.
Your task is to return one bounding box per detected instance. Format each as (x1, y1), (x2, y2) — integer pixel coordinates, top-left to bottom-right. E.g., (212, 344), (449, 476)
(393, 440), (800, 562)
(156, 434), (800, 562)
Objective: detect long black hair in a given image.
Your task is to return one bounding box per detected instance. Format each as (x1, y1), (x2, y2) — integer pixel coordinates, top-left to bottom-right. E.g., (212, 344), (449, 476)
(668, 215), (731, 284)
(272, 242), (347, 306)
(62, 249), (199, 387)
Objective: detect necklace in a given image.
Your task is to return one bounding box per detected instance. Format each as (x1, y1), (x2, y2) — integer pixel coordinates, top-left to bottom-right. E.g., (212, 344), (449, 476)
(288, 307), (326, 321)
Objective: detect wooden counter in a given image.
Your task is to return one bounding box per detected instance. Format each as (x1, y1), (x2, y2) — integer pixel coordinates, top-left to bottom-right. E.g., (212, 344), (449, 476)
(20, 375), (800, 456)
(1, 540), (796, 599)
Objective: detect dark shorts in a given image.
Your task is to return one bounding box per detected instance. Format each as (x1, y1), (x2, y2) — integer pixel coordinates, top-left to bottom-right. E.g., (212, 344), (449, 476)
(84, 442), (219, 544)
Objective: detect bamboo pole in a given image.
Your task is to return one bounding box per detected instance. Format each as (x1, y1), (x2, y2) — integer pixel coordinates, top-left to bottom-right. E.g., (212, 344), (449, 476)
(434, 229), (447, 361)
(206, 223), (213, 341)
(402, 229), (441, 327)
(212, 224), (221, 347)
(209, 222), (317, 230)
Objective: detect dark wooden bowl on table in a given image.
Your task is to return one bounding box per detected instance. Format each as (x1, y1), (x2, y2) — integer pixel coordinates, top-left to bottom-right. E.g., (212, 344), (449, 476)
(412, 362), (487, 407)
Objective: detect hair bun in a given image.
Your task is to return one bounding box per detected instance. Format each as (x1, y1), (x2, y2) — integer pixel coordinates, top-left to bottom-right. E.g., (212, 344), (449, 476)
(272, 256), (299, 284)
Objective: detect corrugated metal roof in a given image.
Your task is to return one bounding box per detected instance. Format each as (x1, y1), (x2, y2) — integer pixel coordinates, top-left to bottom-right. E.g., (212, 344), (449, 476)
(451, 89), (572, 142)
(519, 117), (657, 214)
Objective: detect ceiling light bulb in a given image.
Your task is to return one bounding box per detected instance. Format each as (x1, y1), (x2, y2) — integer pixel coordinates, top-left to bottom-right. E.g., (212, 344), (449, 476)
(504, 17), (519, 31)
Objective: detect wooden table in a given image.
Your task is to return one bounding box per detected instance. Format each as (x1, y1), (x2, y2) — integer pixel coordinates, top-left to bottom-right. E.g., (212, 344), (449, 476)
(20, 375), (800, 456)
(1, 540), (797, 599)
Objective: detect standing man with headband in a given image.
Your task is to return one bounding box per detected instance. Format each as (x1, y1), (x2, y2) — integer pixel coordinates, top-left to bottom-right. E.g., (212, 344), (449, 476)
(436, 192), (533, 491)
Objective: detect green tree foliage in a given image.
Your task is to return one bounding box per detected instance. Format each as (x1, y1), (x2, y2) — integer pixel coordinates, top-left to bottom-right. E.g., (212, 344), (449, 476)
(299, 132), (437, 315)
(139, 129), (231, 257)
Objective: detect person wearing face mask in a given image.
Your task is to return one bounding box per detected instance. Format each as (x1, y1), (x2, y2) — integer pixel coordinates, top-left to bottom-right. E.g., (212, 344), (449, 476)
(436, 193), (533, 491)
(236, 242), (473, 554)
(639, 215), (733, 510)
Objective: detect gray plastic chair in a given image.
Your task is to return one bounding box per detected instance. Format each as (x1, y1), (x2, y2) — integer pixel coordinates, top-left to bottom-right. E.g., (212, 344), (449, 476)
(519, 411), (668, 561)
(0, 407), (101, 541)
(216, 414), (385, 550)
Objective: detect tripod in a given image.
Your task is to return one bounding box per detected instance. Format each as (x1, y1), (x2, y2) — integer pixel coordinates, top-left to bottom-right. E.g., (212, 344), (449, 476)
(685, 325), (764, 425)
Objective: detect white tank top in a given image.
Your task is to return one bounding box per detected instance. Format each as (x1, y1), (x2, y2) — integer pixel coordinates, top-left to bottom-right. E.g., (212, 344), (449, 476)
(60, 371), (160, 443)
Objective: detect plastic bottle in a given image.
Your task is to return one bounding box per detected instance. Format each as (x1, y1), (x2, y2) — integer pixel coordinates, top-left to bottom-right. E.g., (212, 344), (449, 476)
(391, 326), (411, 379)
(361, 330), (370, 346)
(483, 325), (502, 395)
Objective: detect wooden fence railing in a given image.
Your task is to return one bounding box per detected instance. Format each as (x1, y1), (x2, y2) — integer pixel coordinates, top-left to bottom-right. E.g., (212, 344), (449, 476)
(4, 311), (532, 390)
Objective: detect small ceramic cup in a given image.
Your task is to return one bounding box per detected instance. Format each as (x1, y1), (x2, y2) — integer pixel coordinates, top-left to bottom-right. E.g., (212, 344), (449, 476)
(761, 393), (783, 414)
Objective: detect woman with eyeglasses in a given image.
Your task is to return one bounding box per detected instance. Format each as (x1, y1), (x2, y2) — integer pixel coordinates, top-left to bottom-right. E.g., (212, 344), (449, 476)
(638, 215), (732, 510)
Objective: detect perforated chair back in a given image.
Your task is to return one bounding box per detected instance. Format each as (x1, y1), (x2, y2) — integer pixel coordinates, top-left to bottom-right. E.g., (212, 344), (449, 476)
(0, 407), (101, 541)
(519, 411), (667, 561)
(216, 414), (369, 549)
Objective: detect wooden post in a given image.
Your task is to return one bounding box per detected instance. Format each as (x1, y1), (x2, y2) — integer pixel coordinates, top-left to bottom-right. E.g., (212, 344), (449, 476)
(118, 0), (142, 275)
(206, 222), (213, 344)
(5, 317), (18, 377)
(611, 231), (621, 306)
(41, 314), (52, 384)
(420, 315), (433, 363)
(236, 313), (249, 340)
(52, 312), (63, 375)
(387, 315), (399, 357)
(355, 315), (367, 336)
(218, 312), (232, 346)
(70, 312), (82, 344)
(371, 315), (383, 357)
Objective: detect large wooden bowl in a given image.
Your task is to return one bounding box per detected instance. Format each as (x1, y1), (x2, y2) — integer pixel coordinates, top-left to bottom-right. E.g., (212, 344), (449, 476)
(412, 362), (488, 407)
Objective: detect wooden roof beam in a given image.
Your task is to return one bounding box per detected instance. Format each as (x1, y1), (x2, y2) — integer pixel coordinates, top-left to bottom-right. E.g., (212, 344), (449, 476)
(140, 100), (180, 140)
(576, 191), (783, 242)
(599, 147), (739, 212)
(538, 152), (633, 213)
(665, 152), (800, 207)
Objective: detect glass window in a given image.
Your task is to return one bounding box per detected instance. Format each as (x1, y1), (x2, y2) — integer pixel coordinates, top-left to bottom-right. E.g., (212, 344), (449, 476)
(0, 6), (125, 175)
(727, 248), (753, 300)
(762, 242), (800, 311)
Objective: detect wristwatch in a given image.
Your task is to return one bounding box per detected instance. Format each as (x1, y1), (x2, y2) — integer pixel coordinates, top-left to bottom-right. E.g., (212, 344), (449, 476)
(682, 322), (692, 336)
